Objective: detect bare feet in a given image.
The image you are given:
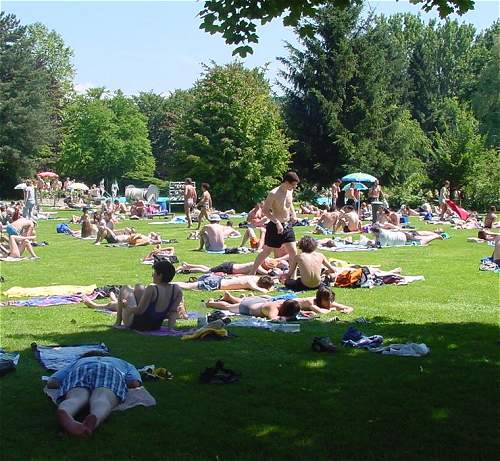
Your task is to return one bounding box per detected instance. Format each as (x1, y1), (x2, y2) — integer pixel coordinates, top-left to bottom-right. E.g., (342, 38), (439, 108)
(82, 414), (98, 434)
(221, 291), (232, 302)
(57, 409), (90, 438)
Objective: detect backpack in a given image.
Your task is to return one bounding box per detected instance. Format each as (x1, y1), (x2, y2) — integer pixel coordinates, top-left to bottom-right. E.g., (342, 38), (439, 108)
(334, 267), (370, 288)
(56, 223), (70, 234)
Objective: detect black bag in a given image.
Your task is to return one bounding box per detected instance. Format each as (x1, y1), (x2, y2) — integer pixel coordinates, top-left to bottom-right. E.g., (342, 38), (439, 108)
(153, 254), (179, 264)
(0, 359), (15, 377)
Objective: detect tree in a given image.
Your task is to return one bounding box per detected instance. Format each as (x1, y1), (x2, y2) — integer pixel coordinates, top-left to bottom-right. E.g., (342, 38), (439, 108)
(58, 90), (155, 184)
(199, 0), (476, 56)
(0, 12), (54, 194)
(133, 89), (193, 178)
(26, 22), (75, 169)
(173, 62), (292, 209)
(279, 4), (430, 187)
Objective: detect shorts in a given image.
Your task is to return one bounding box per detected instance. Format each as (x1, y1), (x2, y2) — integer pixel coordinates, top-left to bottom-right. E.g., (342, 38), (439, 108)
(285, 278), (318, 292)
(345, 199), (355, 206)
(197, 274), (222, 291)
(185, 199), (194, 208)
(6, 224), (19, 236)
(238, 297), (268, 315)
(210, 262), (234, 274)
(105, 235), (118, 244)
(130, 314), (163, 331)
(264, 221), (295, 249)
(57, 362), (128, 403)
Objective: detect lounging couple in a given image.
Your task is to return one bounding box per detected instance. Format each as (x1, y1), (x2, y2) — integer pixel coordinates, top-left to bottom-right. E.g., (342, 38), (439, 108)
(205, 286), (353, 320)
(94, 226), (162, 246)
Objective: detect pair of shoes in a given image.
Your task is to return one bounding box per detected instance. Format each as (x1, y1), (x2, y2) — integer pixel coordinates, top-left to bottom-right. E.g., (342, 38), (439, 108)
(199, 360), (241, 384)
(311, 336), (337, 352)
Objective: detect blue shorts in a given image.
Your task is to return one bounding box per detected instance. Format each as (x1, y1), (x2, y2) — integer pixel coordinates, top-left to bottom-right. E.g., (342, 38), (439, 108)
(197, 274), (222, 291)
(6, 224), (19, 236)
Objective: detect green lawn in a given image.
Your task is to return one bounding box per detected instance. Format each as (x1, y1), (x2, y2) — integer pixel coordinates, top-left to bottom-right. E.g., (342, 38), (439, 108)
(0, 213), (498, 461)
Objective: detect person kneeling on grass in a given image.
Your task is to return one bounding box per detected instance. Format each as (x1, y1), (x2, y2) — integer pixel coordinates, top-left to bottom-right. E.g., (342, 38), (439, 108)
(46, 350), (141, 438)
(284, 236), (338, 291)
(205, 291), (300, 320)
(176, 274), (275, 293)
(0, 234), (39, 259)
(114, 259), (183, 330)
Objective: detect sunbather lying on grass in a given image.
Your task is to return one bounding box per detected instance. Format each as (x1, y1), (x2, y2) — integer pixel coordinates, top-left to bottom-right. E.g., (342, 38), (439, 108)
(371, 226), (444, 247)
(176, 274), (275, 293)
(205, 291), (300, 320)
(176, 257), (288, 276)
(296, 286), (354, 314)
(46, 350), (142, 438)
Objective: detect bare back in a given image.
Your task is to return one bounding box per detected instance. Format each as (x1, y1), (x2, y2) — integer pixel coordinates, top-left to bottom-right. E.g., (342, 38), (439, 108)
(296, 252), (325, 287)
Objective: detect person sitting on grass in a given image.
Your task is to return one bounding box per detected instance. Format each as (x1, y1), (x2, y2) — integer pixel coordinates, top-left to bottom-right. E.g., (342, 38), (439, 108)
(46, 350), (142, 438)
(371, 225), (444, 247)
(0, 234), (39, 259)
(336, 206), (361, 233)
(296, 286), (354, 314)
(205, 291), (300, 320)
(176, 257), (288, 276)
(484, 206), (498, 229)
(114, 259), (183, 330)
(196, 215), (229, 252)
(315, 206), (341, 233)
(176, 274), (275, 293)
(283, 236), (338, 292)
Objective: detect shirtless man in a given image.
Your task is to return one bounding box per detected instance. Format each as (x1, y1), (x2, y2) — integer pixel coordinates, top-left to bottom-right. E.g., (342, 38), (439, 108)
(0, 234), (39, 259)
(382, 208), (400, 227)
(296, 286), (353, 314)
(316, 206), (340, 232)
(205, 291), (299, 320)
(184, 178), (197, 228)
(336, 206), (361, 232)
(175, 274), (275, 293)
(439, 180), (450, 220)
(196, 183), (212, 229)
(331, 179), (342, 208)
(5, 217), (36, 237)
(177, 257), (289, 276)
(249, 171), (300, 276)
(345, 183), (356, 206)
(197, 215), (229, 252)
(367, 180), (381, 203)
(484, 206), (498, 229)
(284, 236), (337, 291)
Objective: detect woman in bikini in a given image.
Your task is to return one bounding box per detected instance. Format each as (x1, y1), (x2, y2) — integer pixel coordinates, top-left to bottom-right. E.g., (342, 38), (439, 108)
(114, 259), (183, 330)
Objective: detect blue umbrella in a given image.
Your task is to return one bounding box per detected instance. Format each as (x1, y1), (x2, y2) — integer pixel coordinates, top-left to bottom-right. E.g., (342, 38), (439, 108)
(342, 172), (377, 184)
(342, 182), (368, 191)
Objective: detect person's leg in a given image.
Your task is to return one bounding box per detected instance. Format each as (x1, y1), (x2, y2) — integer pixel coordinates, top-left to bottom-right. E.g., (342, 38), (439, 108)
(282, 241), (298, 278)
(249, 245), (274, 275)
(413, 234), (443, 245)
(7, 235), (21, 258)
(257, 228), (266, 250)
(177, 263), (210, 273)
(115, 285), (138, 327)
(206, 300), (241, 312)
(57, 387), (91, 437)
(240, 228), (252, 247)
(184, 203), (192, 228)
(94, 227), (106, 245)
(18, 238), (38, 258)
(197, 208), (208, 230)
(197, 230), (206, 250)
(82, 387), (119, 433)
(174, 281), (198, 290)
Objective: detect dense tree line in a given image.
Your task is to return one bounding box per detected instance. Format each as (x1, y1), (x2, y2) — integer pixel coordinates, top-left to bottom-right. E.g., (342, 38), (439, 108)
(0, 5), (498, 209)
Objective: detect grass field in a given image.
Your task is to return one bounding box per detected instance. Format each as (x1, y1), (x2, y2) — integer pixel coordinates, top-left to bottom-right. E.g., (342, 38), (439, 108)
(0, 212), (498, 461)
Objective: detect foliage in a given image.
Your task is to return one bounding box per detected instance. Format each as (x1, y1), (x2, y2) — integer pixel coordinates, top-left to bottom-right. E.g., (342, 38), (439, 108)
(58, 90), (155, 184)
(0, 12), (54, 194)
(173, 62), (292, 209)
(199, 0), (476, 56)
(133, 90), (193, 179)
(383, 171), (429, 208)
(279, 4), (430, 187)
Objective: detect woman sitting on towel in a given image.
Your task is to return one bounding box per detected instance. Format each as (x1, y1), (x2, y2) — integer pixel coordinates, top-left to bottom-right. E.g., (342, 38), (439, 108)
(47, 350), (141, 437)
(114, 259), (183, 330)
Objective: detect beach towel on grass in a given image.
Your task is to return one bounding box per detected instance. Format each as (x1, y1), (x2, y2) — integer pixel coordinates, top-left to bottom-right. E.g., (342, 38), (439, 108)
(32, 342), (109, 371)
(1, 292), (99, 308)
(2, 284), (97, 299)
(44, 385), (156, 411)
(0, 257), (29, 262)
(131, 326), (198, 337)
(0, 348), (20, 366)
(319, 245), (377, 253)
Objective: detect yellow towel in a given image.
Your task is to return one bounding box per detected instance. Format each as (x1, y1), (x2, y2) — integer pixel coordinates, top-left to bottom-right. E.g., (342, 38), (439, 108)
(2, 284), (97, 298)
(329, 258), (350, 268)
(181, 327), (228, 341)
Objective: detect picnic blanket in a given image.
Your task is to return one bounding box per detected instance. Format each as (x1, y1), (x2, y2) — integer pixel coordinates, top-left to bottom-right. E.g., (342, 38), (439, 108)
(44, 385), (156, 411)
(2, 284), (97, 299)
(0, 348), (20, 366)
(32, 342), (109, 371)
(1, 291), (100, 307)
(130, 326), (198, 337)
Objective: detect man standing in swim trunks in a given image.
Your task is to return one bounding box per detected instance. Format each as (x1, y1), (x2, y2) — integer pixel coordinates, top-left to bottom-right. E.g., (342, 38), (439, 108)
(196, 183), (212, 230)
(249, 171), (300, 277)
(184, 178), (197, 228)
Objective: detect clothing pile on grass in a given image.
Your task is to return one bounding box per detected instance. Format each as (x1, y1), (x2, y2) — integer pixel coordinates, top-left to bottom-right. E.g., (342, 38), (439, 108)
(479, 257), (500, 273)
(332, 267), (424, 289)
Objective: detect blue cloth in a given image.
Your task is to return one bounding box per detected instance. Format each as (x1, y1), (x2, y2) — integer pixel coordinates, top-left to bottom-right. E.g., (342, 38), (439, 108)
(6, 224), (19, 236)
(52, 357), (141, 402)
(341, 326), (384, 349)
(34, 343), (109, 371)
(197, 274), (222, 291)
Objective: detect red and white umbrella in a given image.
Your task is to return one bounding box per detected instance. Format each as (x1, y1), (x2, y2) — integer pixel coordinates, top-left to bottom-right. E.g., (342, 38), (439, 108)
(37, 171), (59, 178)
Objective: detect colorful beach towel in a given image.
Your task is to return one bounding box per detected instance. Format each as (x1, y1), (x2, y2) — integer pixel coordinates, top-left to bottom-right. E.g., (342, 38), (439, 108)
(2, 284), (97, 299)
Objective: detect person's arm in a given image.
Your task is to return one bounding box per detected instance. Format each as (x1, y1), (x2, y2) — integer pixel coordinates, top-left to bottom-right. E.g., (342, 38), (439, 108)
(124, 362), (143, 387)
(284, 257), (298, 282)
(166, 286), (183, 328)
(331, 301), (354, 314)
(290, 197), (297, 223)
(124, 285), (155, 315)
(321, 256), (337, 274)
(248, 280), (268, 293)
(47, 363), (74, 387)
(262, 192), (279, 225)
(261, 304), (280, 320)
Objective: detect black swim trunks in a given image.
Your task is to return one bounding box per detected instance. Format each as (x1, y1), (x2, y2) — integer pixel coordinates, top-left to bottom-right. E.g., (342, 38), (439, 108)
(285, 278), (318, 292)
(105, 235), (119, 244)
(210, 262), (235, 274)
(264, 221), (296, 248)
